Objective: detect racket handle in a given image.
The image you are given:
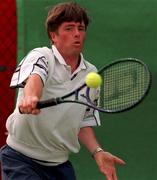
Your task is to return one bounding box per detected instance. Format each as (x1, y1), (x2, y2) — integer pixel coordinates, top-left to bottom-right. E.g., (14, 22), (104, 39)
(36, 98), (58, 109)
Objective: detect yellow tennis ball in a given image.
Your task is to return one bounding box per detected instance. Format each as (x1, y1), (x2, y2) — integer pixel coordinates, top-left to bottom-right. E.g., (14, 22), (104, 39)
(85, 72), (102, 88)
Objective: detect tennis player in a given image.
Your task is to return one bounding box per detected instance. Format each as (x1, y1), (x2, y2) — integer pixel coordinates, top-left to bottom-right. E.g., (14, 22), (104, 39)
(0, 2), (125, 180)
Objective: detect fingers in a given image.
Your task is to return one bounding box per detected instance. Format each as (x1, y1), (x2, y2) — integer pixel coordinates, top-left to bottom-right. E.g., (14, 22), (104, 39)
(19, 96), (40, 114)
(113, 155), (126, 165)
(104, 155), (125, 179)
(99, 166), (117, 180)
(112, 170), (118, 180)
(95, 151), (125, 180)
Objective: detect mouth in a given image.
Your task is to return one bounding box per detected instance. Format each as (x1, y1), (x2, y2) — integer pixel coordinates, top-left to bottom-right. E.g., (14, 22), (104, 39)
(73, 41), (81, 46)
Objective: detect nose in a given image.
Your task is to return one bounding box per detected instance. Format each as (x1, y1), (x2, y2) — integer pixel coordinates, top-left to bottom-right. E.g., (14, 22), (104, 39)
(74, 28), (80, 37)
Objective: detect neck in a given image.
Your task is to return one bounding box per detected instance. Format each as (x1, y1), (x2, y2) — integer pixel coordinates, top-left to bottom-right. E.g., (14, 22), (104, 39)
(62, 53), (81, 73)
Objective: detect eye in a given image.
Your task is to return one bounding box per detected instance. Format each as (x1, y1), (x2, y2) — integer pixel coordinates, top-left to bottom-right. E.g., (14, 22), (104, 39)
(78, 26), (85, 31)
(65, 26), (73, 31)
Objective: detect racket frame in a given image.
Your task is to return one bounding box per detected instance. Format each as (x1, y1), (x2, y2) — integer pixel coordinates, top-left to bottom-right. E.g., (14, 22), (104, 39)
(37, 58), (151, 113)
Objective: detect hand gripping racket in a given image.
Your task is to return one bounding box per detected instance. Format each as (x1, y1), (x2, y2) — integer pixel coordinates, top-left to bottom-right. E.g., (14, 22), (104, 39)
(36, 58), (151, 113)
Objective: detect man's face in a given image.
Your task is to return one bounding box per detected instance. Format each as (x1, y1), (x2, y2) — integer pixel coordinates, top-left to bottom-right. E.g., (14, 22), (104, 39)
(50, 21), (86, 57)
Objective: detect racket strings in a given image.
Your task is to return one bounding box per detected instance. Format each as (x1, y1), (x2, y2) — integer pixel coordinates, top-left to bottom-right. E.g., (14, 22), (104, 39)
(101, 61), (150, 112)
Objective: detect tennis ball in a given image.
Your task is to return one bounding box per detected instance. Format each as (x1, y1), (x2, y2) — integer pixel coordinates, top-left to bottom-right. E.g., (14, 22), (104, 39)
(85, 72), (102, 88)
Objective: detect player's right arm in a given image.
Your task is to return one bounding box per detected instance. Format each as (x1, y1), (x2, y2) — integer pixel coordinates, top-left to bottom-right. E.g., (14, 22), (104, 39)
(18, 74), (43, 114)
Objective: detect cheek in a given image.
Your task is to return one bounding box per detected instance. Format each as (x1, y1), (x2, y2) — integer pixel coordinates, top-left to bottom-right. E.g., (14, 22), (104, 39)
(61, 35), (69, 43)
(81, 33), (86, 41)
(82, 35), (86, 42)
(50, 32), (69, 44)
(59, 33), (71, 43)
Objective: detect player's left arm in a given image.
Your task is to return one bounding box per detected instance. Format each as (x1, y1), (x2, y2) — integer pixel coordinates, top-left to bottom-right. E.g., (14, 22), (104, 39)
(78, 126), (101, 153)
(78, 127), (125, 180)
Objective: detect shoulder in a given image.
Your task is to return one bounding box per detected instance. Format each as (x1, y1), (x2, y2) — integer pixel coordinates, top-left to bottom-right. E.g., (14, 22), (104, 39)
(31, 46), (53, 58)
(81, 54), (97, 72)
(22, 46), (55, 66)
(84, 59), (98, 72)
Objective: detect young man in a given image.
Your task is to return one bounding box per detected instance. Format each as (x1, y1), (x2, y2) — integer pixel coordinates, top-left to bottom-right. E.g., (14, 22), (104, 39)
(0, 2), (125, 180)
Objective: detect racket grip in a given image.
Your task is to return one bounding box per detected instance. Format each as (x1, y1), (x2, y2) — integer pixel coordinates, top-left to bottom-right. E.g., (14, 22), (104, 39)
(36, 98), (58, 109)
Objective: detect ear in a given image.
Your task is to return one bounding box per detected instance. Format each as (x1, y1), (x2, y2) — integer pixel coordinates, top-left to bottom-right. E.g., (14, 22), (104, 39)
(49, 32), (57, 43)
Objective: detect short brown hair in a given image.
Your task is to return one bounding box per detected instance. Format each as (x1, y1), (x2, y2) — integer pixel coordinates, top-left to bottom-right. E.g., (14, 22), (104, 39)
(45, 2), (90, 39)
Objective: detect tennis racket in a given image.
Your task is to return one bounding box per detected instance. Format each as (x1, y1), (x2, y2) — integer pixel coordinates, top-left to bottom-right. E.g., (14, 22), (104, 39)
(36, 58), (151, 113)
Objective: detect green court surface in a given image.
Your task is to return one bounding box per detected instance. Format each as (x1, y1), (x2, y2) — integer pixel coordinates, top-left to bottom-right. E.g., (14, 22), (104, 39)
(16, 0), (157, 179)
